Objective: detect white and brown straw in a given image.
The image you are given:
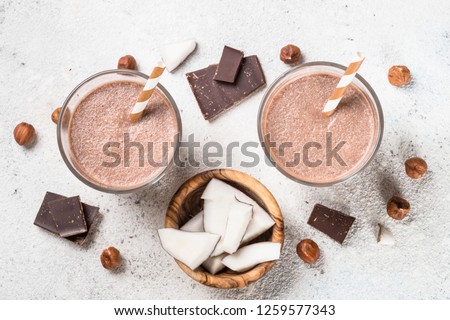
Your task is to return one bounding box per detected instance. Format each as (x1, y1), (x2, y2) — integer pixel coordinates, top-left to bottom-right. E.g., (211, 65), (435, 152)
(322, 52), (365, 116)
(130, 59), (166, 122)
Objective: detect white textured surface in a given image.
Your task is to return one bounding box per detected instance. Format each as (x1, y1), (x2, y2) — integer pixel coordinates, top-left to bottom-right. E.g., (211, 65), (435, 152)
(1, 0), (449, 299)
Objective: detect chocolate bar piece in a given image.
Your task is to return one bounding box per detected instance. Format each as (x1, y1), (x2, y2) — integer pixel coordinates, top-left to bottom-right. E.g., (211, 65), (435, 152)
(48, 196), (87, 238)
(34, 192), (65, 234)
(34, 192), (99, 244)
(213, 46), (244, 83)
(66, 204), (99, 245)
(307, 204), (355, 244)
(186, 55), (265, 120)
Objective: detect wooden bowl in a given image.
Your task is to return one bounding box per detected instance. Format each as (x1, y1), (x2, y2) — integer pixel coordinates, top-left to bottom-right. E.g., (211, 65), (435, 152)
(165, 169), (284, 288)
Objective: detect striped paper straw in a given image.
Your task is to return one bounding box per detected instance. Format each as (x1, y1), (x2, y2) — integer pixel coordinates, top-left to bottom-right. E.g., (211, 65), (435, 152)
(130, 59), (166, 122)
(322, 52), (365, 116)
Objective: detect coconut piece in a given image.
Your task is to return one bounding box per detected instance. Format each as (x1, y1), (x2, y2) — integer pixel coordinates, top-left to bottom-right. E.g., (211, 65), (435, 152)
(201, 178), (238, 200)
(203, 199), (233, 256)
(222, 201), (253, 254)
(159, 39), (196, 72)
(241, 205), (275, 243)
(201, 179), (275, 242)
(376, 224), (395, 245)
(202, 253), (228, 275)
(180, 211), (204, 232)
(158, 228), (220, 270)
(222, 242), (281, 272)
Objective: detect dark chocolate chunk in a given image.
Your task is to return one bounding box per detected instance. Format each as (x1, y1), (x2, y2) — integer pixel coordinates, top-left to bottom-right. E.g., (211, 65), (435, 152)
(186, 55), (265, 120)
(213, 46), (244, 83)
(34, 192), (65, 234)
(34, 192), (100, 244)
(48, 196), (87, 238)
(307, 204), (355, 244)
(66, 204), (99, 245)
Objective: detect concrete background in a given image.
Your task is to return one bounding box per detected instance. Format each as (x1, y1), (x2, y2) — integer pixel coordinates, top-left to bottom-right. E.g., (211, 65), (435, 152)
(1, 0), (449, 299)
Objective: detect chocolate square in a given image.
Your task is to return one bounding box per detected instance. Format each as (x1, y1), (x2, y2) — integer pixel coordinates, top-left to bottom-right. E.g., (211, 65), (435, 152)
(65, 204), (99, 245)
(34, 192), (65, 234)
(34, 192), (99, 244)
(213, 46), (244, 83)
(48, 196), (87, 238)
(307, 204), (355, 244)
(186, 55), (265, 120)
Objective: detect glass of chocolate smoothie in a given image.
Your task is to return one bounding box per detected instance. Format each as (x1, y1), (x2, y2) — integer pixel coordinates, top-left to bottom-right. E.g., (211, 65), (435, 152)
(58, 69), (182, 193)
(258, 62), (383, 186)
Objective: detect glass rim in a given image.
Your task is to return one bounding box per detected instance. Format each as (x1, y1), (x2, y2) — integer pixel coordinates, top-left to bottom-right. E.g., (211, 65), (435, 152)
(257, 61), (384, 187)
(57, 69), (182, 194)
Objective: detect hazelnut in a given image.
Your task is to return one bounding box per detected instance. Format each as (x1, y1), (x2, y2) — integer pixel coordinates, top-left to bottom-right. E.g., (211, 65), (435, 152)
(296, 239), (320, 264)
(387, 196), (410, 220)
(51, 107), (62, 124)
(388, 65), (411, 87)
(117, 55), (137, 70)
(13, 122), (36, 146)
(405, 157), (427, 179)
(280, 44), (301, 64)
(100, 246), (122, 270)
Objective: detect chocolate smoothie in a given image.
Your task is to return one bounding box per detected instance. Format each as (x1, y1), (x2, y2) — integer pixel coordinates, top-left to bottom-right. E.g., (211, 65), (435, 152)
(69, 81), (179, 190)
(261, 71), (380, 184)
